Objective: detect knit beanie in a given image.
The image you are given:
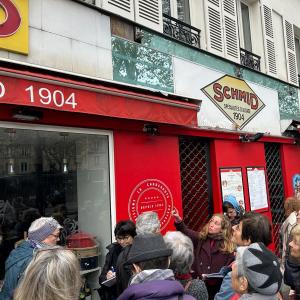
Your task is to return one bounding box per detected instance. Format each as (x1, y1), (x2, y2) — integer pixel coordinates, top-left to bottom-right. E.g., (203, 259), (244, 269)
(127, 233), (172, 264)
(236, 243), (282, 295)
(28, 217), (62, 242)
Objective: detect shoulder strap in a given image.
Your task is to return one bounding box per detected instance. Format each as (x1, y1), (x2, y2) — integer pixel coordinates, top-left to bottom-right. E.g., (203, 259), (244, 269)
(184, 280), (192, 292)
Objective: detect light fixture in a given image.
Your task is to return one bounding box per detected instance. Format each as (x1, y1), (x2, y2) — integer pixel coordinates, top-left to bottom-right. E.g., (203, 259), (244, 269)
(12, 108), (43, 121)
(60, 133), (69, 174)
(7, 158), (15, 175)
(143, 124), (159, 136)
(5, 128), (16, 175)
(239, 132), (264, 142)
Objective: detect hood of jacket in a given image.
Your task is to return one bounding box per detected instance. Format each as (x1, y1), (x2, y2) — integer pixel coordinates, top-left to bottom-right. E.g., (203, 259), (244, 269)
(224, 195), (241, 214)
(5, 240), (34, 271)
(117, 279), (194, 300)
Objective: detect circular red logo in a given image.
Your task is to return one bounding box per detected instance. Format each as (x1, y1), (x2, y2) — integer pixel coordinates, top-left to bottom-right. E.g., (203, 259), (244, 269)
(128, 179), (174, 230)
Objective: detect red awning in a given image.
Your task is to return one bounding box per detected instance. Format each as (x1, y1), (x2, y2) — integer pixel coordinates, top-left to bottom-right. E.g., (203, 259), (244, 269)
(0, 66), (200, 126)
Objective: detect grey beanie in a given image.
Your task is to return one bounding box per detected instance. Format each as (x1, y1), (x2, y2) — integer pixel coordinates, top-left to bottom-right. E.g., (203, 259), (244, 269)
(28, 217), (62, 242)
(236, 243), (282, 295)
(127, 233), (172, 264)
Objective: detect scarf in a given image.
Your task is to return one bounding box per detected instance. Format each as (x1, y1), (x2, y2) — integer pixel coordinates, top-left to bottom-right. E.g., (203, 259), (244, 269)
(207, 233), (224, 240)
(130, 269), (175, 285)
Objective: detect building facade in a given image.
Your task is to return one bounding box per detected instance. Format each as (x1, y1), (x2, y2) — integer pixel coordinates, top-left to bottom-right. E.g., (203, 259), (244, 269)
(0, 0), (300, 298)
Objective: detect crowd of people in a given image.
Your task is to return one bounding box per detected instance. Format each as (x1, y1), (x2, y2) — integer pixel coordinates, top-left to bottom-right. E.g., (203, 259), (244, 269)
(0, 195), (299, 300)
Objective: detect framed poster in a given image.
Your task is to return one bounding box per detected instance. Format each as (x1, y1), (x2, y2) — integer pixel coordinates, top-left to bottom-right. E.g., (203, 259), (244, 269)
(220, 168), (245, 211)
(246, 167), (269, 211)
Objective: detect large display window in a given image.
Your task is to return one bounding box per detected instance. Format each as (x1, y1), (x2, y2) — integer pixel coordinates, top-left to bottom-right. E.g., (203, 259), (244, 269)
(0, 123), (114, 283)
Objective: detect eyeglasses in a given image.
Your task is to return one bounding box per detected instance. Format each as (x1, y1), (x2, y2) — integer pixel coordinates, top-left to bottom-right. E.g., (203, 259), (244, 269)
(50, 233), (60, 239)
(116, 235), (131, 241)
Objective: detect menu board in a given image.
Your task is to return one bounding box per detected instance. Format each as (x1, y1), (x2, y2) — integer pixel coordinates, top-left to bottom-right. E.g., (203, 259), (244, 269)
(220, 168), (245, 210)
(247, 167), (269, 211)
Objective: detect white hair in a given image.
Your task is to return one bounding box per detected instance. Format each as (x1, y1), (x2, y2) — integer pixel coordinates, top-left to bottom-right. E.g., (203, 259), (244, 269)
(164, 231), (194, 274)
(136, 212), (160, 235)
(14, 247), (81, 300)
(28, 217), (62, 232)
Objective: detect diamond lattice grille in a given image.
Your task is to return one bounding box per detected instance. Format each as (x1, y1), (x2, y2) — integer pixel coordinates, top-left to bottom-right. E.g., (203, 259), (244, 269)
(179, 138), (212, 231)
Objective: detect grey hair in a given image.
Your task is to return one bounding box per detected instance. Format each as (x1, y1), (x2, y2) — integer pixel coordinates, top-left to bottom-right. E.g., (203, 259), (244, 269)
(14, 247), (81, 300)
(136, 211), (160, 234)
(164, 231), (194, 275)
(28, 217), (62, 232)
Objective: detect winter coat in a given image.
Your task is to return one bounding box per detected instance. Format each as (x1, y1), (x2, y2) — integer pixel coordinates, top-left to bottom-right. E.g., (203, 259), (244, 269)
(117, 279), (196, 300)
(214, 270), (235, 300)
(175, 222), (234, 277)
(99, 242), (123, 300)
(0, 240), (35, 300)
(175, 222), (234, 300)
(238, 293), (278, 300)
(178, 278), (208, 300)
(116, 244), (132, 296)
(280, 212), (297, 269)
(284, 258), (300, 300)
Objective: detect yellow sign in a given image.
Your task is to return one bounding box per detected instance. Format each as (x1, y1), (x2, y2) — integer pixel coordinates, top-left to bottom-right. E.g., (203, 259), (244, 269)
(201, 75), (265, 129)
(0, 0), (28, 54)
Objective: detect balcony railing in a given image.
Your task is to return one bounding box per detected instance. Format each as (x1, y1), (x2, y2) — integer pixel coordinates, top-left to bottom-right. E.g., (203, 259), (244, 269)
(240, 48), (261, 72)
(163, 13), (201, 48)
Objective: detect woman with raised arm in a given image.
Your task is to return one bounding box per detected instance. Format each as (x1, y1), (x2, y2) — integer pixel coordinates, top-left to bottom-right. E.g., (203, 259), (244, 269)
(172, 209), (235, 299)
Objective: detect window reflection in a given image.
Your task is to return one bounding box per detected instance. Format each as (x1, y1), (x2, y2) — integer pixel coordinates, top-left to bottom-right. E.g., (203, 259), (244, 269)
(0, 127), (111, 281)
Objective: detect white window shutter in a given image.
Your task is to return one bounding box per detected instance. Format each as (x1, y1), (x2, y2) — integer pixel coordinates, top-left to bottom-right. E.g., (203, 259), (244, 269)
(135, 0), (163, 32)
(101, 0), (135, 21)
(222, 0), (240, 63)
(261, 0), (277, 76)
(284, 20), (298, 85)
(204, 0), (224, 56)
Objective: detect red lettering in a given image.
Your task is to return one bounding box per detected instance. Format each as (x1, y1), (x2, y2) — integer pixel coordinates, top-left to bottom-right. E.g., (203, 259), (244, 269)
(250, 94), (258, 109)
(213, 83), (224, 102)
(231, 88), (239, 100)
(239, 90), (247, 103)
(0, 0), (21, 37)
(223, 86), (230, 99)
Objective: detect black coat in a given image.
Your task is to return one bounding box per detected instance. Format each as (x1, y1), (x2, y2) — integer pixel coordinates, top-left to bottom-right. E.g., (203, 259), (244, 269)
(99, 242), (123, 300)
(284, 258), (300, 300)
(116, 244), (132, 296)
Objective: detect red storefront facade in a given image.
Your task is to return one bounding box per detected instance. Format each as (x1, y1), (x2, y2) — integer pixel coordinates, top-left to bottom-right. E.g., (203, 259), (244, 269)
(0, 63), (300, 255)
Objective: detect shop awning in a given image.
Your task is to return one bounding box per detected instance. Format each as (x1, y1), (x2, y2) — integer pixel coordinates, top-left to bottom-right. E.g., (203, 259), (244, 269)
(0, 66), (200, 127)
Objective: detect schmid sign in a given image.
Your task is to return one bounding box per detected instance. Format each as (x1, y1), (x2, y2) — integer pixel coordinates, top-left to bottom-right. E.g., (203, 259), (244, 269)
(201, 75), (265, 129)
(0, 0), (28, 54)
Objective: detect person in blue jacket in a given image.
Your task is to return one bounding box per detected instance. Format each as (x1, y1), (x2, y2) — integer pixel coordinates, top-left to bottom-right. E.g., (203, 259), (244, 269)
(0, 217), (62, 300)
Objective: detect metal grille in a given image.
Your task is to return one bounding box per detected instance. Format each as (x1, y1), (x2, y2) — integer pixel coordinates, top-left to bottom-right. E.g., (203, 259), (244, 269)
(264, 143), (285, 256)
(179, 137), (212, 231)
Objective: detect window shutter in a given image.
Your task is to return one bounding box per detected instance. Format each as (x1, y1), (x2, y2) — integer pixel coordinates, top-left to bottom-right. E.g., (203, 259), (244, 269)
(101, 0), (135, 21)
(204, 0), (224, 56)
(222, 0), (240, 62)
(284, 20), (298, 85)
(261, 0), (277, 76)
(135, 0), (163, 32)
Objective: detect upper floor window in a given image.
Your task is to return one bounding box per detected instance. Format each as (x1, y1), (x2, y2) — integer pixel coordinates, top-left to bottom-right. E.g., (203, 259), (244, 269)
(162, 0), (190, 24)
(238, 2), (252, 52)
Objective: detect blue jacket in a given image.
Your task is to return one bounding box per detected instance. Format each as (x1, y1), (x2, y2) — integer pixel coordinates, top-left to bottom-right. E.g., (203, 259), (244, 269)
(0, 240), (35, 300)
(214, 270), (235, 300)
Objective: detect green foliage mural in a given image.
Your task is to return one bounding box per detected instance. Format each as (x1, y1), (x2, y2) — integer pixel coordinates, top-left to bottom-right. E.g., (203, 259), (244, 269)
(112, 36), (173, 93)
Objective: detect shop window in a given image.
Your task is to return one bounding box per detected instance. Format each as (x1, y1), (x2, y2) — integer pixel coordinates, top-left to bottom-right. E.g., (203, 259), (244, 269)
(0, 126), (112, 281)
